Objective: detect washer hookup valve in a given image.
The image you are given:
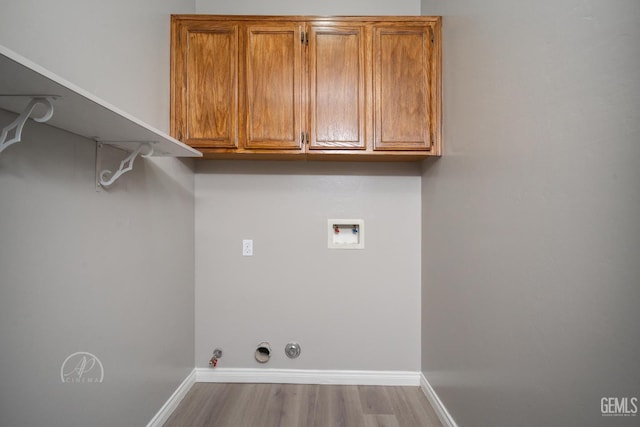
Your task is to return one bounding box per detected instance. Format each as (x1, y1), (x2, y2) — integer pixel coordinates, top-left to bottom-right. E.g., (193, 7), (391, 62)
(209, 348), (223, 367)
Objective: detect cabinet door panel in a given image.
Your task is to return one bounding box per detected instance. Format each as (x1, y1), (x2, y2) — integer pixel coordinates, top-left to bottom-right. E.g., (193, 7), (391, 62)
(245, 25), (303, 150)
(184, 26), (238, 148)
(309, 25), (366, 150)
(374, 26), (432, 150)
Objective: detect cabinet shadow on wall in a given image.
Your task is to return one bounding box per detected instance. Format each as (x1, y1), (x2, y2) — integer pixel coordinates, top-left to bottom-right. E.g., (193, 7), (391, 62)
(195, 159), (425, 177)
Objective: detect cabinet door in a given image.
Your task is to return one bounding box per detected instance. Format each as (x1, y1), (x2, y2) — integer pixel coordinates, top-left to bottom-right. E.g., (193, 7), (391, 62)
(308, 24), (366, 150)
(373, 26), (433, 151)
(173, 23), (238, 148)
(244, 25), (304, 150)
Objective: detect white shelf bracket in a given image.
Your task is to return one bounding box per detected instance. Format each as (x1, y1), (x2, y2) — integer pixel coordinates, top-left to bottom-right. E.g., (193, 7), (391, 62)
(97, 142), (154, 188)
(0, 97), (54, 154)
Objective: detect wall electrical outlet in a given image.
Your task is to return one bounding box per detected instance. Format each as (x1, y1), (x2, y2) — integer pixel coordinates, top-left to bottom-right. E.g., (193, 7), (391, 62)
(242, 239), (253, 256)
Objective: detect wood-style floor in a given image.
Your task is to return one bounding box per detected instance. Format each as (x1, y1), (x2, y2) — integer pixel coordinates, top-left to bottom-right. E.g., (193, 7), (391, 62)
(163, 383), (443, 427)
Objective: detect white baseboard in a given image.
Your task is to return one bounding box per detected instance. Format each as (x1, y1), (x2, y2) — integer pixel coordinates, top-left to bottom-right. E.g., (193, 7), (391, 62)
(420, 373), (457, 427)
(146, 369), (196, 427)
(196, 368), (420, 386)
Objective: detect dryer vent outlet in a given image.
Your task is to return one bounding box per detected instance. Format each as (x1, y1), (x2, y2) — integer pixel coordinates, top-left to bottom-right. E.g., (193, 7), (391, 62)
(255, 342), (271, 363)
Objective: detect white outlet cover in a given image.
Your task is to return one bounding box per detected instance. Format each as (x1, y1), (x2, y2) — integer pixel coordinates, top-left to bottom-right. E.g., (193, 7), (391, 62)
(242, 239), (253, 256)
(328, 219), (364, 249)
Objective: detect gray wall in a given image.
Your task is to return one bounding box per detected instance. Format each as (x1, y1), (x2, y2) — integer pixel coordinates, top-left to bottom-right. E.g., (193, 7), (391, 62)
(196, 0), (420, 15)
(196, 162), (421, 370)
(0, 0), (195, 132)
(193, 0), (423, 372)
(0, 1), (196, 426)
(420, 0), (640, 426)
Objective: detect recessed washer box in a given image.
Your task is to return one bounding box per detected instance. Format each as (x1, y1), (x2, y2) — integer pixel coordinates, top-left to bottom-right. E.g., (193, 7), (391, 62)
(328, 219), (364, 249)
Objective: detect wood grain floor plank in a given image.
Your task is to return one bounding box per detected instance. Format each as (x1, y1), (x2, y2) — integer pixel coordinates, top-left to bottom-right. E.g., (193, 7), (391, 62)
(162, 383), (442, 427)
(404, 386), (443, 426)
(364, 414), (402, 427)
(299, 384), (321, 427)
(191, 383), (232, 426)
(163, 383), (227, 427)
(307, 385), (366, 427)
(259, 384), (287, 427)
(387, 386), (443, 427)
(340, 385), (367, 427)
(358, 385), (395, 415)
(224, 383), (272, 427)
(409, 389), (442, 426)
(278, 384), (301, 427)
(278, 384), (316, 427)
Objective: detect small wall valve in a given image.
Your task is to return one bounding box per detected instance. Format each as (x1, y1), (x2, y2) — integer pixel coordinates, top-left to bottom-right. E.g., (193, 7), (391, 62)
(209, 348), (223, 368)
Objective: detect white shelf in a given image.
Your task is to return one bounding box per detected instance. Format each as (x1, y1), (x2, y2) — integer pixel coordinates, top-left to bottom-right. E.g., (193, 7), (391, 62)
(0, 44), (201, 158)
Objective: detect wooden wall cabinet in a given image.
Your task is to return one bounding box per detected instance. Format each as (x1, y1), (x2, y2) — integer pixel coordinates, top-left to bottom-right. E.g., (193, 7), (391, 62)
(171, 15), (441, 160)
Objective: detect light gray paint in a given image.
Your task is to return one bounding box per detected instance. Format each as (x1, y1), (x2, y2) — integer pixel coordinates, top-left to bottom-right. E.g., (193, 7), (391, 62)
(420, 0), (640, 426)
(193, 0), (423, 372)
(0, 0), (194, 132)
(195, 161), (422, 370)
(0, 1), (196, 426)
(196, 0), (420, 15)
